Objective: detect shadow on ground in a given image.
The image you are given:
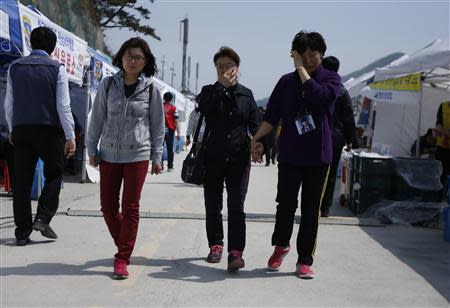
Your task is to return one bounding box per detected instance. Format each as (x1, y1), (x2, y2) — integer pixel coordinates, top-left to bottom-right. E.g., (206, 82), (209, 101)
(361, 226), (450, 302)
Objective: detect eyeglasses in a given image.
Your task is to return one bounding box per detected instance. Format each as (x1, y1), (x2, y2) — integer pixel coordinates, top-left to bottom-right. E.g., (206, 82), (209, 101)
(215, 63), (236, 70)
(123, 55), (146, 63)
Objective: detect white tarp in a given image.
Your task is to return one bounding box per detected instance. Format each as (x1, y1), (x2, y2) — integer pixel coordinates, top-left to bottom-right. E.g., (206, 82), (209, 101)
(18, 3), (89, 85)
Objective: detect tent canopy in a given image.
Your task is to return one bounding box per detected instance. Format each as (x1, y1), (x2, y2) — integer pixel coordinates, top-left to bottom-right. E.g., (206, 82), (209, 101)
(361, 38), (450, 156)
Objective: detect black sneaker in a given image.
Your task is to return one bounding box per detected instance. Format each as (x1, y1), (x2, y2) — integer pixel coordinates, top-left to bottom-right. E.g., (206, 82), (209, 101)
(16, 237), (31, 246)
(33, 221), (58, 239)
(227, 250), (245, 271)
(206, 245), (223, 263)
(321, 208), (330, 218)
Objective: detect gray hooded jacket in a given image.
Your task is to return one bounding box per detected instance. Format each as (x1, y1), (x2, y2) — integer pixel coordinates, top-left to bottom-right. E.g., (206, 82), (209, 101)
(87, 71), (165, 163)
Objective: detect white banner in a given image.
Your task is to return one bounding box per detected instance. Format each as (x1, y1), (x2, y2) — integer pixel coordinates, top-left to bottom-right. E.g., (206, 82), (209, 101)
(18, 4), (88, 85)
(360, 86), (421, 105)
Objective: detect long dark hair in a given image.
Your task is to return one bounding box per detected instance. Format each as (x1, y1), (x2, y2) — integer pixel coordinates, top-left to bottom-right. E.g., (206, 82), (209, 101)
(113, 37), (157, 77)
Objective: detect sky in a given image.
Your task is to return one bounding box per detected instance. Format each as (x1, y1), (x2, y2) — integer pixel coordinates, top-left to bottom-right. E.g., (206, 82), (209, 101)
(105, 0), (450, 100)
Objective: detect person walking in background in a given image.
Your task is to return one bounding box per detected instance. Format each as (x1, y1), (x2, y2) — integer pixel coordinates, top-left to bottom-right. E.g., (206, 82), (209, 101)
(259, 107), (278, 166)
(4, 27), (75, 246)
(87, 37), (165, 280)
(185, 99), (205, 153)
(162, 92), (180, 171)
(198, 46), (260, 271)
(320, 56), (356, 217)
(251, 31), (341, 279)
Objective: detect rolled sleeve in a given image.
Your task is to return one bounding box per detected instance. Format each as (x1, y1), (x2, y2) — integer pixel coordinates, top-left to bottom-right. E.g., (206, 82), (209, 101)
(4, 68), (14, 132)
(56, 66), (75, 140)
(302, 73), (341, 106)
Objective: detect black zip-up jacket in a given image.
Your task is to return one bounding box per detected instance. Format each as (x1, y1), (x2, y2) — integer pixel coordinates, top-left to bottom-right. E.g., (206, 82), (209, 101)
(198, 82), (260, 163)
(332, 86), (356, 148)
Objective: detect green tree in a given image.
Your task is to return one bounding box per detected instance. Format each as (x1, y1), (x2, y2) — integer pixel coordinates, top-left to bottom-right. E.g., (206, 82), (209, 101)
(95, 0), (160, 40)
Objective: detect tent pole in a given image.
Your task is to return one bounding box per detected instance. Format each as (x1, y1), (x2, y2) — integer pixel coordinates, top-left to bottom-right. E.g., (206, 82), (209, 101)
(415, 89), (423, 157)
(80, 66), (91, 183)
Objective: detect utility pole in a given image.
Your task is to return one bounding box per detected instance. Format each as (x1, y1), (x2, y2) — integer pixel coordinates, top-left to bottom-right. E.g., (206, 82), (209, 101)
(170, 62), (176, 87)
(195, 62), (199, 94)
(180, 17), (189, 93)
(160, 56), (166, 81)
(187, 56), (191, 92)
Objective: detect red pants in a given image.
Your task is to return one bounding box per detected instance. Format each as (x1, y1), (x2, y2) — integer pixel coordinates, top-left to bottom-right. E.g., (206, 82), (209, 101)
(99, 160), (149, 264)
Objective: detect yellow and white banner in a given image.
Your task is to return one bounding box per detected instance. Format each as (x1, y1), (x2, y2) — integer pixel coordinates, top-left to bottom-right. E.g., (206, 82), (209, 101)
(18, 4), (88, 85)
(360, 73), (422, 104)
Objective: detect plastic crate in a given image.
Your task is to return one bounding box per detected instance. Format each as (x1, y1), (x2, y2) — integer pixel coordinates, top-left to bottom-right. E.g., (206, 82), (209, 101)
(353, 155), (393, 177)
(351, 186), (390, 215)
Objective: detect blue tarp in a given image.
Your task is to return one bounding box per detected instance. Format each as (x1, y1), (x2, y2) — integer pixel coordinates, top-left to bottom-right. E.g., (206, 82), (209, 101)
(0, 0), (23, 57)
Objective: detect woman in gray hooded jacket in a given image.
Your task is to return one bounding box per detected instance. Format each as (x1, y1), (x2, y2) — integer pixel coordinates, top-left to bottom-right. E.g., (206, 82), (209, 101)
(87, 37), (165, 280)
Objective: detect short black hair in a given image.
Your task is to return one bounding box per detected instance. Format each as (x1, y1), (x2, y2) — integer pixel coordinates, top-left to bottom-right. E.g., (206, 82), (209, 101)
(322, 56), (340, 73)
(291, 31), (327, 56)
(113, 37), (157, 77)
(30, 27), (57, 54)
(163, 92), (173, 102)
(213, 46), (240, 67)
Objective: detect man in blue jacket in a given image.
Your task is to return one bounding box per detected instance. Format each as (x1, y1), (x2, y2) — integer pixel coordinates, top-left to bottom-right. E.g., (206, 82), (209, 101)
(251, 31), (341, 279)
(4, 27), (75, 246)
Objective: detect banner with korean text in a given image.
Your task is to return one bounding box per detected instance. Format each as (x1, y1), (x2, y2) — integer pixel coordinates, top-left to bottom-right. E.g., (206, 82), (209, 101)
(18, 4), (88, 85)
(360, 73), (422, 105)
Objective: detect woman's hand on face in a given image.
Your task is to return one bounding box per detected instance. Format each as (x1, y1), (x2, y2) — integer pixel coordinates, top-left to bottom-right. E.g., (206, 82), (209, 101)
(220, 67), (238, 88)
(291, 50), (304, 70)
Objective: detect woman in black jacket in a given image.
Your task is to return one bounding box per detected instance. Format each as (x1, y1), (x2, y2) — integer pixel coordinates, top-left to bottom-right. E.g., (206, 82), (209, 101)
(198, 46), (260, 271)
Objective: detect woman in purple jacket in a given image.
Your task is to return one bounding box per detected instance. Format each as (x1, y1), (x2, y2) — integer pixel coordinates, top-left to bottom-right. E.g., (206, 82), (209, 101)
(251, 31), (341, 279)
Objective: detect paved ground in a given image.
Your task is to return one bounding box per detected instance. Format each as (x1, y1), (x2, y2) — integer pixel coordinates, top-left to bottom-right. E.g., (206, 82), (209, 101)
(1, 153), (449, 307)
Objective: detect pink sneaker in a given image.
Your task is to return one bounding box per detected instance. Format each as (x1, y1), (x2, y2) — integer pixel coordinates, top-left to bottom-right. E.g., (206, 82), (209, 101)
(296, 263), (315, 279)
(206, 245), (223, 263)
(113, 259), (129, 280)
(227, 250), (245, 272)
(267, 246), (290, 271)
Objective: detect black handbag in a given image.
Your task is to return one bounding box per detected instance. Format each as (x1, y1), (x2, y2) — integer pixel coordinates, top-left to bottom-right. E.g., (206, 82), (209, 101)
(181, 114), (208, 185)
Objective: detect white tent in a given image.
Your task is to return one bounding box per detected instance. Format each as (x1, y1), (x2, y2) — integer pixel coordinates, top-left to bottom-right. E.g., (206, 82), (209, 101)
(359, 39), (450, 156)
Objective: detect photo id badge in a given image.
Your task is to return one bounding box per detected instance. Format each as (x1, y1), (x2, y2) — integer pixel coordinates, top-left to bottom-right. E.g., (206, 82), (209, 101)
(295, 114), (316, 135)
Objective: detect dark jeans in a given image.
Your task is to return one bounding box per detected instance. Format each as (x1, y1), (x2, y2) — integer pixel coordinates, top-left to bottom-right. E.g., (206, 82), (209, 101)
(12, 125), (65, 240)
(164, 129), (175, 168)
(100, 160), (149, 264)
(271, 162), (329, 266)
(322, 143), (344, 211)
(204, 160), (250, 252)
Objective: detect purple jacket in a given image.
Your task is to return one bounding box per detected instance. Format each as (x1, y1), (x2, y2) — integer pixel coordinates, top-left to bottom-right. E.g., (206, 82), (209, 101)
(264, 65), (341, 166)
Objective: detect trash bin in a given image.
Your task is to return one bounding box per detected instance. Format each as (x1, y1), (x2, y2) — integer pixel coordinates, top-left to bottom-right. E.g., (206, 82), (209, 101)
(351, 152), (393, 215)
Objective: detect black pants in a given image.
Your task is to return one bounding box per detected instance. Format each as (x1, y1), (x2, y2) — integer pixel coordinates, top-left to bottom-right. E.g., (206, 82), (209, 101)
(271, 162), (330, 266)
(204, 160), (250, 252)
(164, 129), (175, 169)
(264, 132), (278, 164)
(322, 143), (344, 211)
(12, 125), (65, 240)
